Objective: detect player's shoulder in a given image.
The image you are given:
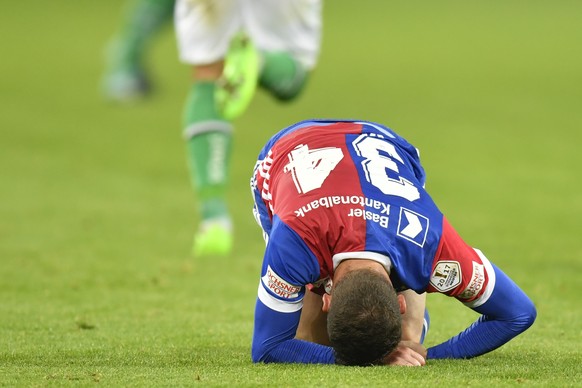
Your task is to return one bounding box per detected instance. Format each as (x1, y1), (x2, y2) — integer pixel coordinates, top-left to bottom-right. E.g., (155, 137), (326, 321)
(263, 216), (322, 280)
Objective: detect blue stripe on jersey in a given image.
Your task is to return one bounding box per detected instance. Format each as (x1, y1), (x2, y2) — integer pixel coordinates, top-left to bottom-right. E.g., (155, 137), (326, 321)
(358, 121), (426, 186)
(341, 124), (442, 292)
(259, 216), (321, 304)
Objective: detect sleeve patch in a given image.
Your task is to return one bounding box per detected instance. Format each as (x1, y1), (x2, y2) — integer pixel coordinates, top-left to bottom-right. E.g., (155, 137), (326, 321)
(261, 265), (301, 299)
(458, 261), (486, 301)
(462, 249), (496, 308)
(429, 261), (462, 292)
(428, 218), (492, 305)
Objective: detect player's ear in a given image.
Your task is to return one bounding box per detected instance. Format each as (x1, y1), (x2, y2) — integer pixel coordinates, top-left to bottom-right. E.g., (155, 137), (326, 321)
(322, 293), (332, 313)
(397, 294), (407, 315)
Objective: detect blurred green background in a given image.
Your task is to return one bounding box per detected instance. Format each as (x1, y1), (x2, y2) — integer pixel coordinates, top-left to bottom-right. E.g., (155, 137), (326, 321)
(1, 0), (581, 385)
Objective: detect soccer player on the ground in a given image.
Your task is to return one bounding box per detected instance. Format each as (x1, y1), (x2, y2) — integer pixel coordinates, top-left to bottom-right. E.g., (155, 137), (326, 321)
(175, 0), (323, 257)
(250, 119), (537, 366)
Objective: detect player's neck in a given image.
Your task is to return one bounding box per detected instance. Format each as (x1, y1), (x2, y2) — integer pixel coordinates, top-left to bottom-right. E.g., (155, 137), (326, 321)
(334, 259), (392, 285)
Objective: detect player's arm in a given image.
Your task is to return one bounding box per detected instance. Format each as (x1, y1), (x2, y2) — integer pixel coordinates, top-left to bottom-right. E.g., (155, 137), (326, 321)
(428, 261), (536, 359)
(252, 293), (335, 364)
(399, 289), (428, 344)
(379, 290), (428, 366)
(427, 257), (536, 359)
(426, 220), (537, 359)
(251, 220), (336, 364)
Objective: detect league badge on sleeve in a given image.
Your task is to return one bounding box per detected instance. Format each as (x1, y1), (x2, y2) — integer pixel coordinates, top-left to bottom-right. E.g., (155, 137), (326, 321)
(430, 261), (462, 292)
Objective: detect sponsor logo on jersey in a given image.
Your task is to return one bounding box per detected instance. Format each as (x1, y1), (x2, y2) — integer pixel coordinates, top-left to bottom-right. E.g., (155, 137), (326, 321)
(347, 207), (389, 228)
(459, 261), (486, 300)
(430, 261), (461, 292)
(294, 195), (389, 218)
(261, 265), (301, 299)
(397, 208), (429, 247)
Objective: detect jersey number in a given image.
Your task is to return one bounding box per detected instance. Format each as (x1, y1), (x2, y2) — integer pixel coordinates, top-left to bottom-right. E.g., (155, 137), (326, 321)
(283, 144), (344, 194)
(283, 134), (420, 201)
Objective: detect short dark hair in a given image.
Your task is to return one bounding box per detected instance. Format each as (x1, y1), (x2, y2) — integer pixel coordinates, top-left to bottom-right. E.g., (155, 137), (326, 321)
(327, 268), (401, 366)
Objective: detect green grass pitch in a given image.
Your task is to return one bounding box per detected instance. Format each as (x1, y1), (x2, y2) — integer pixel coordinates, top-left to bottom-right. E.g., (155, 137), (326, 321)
(1, 0), (581, 386)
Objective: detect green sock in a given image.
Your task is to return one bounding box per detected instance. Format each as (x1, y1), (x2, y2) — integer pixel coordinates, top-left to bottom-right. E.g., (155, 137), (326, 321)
(183, 81), (233, 221)
(111, 0), (175, 70)
(259, 52), (309, 101)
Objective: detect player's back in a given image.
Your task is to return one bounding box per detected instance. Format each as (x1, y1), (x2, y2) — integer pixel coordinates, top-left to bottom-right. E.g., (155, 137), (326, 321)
(252, 119), (444, 291)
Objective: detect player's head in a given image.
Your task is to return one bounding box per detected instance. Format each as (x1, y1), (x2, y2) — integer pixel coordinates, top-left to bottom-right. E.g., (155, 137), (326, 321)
(326, 268), (402, 366)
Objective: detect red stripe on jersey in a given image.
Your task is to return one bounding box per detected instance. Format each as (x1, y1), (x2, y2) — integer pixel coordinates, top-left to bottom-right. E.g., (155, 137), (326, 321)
(427, 217), (489, 303)
(266, 122), (368, 279)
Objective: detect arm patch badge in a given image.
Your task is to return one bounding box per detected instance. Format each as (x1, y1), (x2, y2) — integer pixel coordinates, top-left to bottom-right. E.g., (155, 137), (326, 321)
(429, 260), (461, 292)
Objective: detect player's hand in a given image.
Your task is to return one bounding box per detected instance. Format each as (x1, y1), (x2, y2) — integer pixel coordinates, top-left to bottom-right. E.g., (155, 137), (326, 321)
(382, 341), (426, 367)
(399, 340), (427, 359)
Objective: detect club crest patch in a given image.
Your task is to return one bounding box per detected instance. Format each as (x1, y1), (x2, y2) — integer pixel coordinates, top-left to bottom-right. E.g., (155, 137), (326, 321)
(430, 261), (461, 292)
(261, 265), (301, 299)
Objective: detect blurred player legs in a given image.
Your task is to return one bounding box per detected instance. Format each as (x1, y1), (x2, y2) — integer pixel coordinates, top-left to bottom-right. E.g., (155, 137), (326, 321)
(176, 0), (322, 257)
(102, 0), (175, 102)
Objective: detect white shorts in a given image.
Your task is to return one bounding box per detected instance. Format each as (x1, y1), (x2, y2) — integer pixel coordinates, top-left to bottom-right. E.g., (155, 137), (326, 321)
(175, 0), (322, 69)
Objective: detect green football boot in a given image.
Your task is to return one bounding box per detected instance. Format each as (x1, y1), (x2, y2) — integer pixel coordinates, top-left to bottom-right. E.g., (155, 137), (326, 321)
(215, 33), (260, 120)
(192, 218), (233, 257)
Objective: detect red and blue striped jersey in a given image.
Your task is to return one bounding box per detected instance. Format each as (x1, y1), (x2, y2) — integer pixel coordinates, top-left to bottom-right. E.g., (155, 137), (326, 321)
(251, 120), (536, 363)
(251, 119), (494, 313)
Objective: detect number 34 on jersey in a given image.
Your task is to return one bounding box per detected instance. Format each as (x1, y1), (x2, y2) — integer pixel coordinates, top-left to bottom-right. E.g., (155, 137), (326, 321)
(283, 133), (420, 202)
